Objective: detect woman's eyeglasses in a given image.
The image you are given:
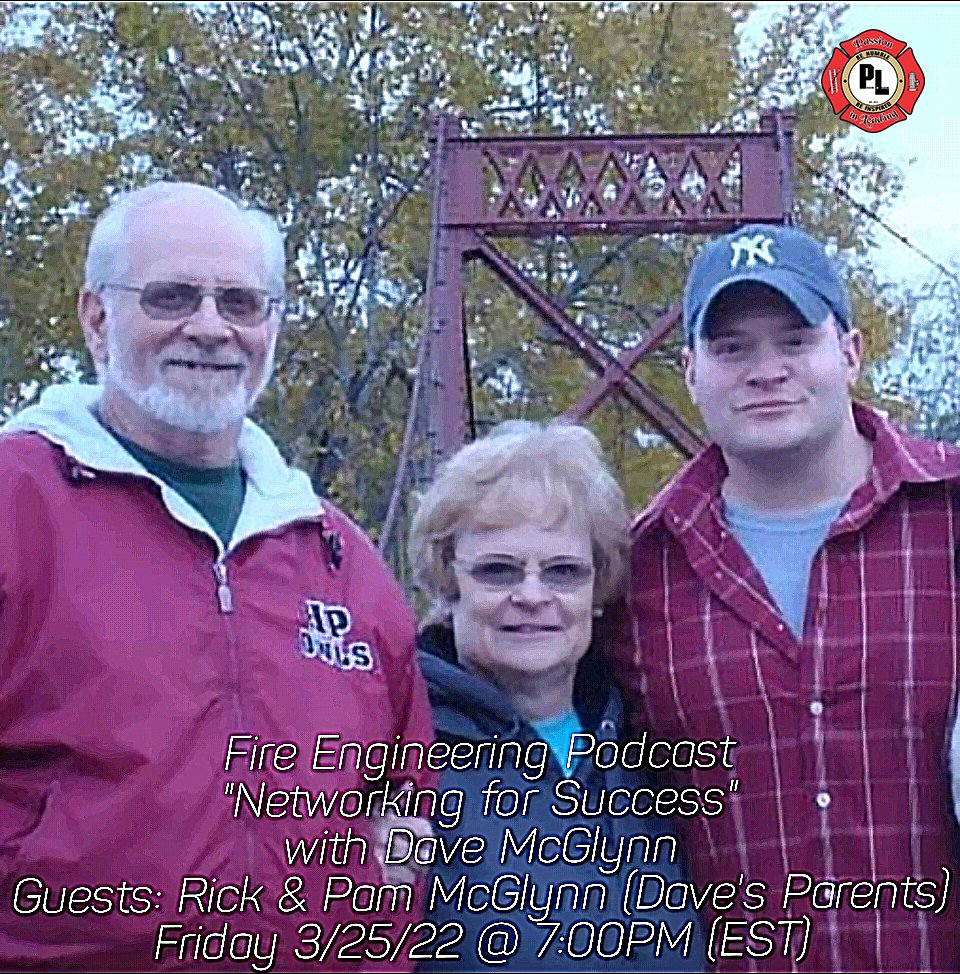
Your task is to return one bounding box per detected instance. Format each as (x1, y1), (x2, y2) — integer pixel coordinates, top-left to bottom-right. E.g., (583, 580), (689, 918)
(454, 557), (594, 592)
(99, 281), (284, 327)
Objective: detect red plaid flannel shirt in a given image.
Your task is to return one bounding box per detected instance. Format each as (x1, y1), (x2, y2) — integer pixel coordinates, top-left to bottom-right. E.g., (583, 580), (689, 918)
(611, 404), (960, 972)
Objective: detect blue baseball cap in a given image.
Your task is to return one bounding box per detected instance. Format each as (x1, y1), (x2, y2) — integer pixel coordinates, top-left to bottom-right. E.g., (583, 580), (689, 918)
(683, 224), (852, 345)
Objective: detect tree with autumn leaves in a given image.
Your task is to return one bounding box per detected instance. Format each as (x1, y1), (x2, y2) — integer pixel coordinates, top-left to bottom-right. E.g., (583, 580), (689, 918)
(0, 2), (909, 571)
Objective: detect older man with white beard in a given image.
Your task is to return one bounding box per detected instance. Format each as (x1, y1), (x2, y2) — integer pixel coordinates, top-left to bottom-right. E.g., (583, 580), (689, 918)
(0, 182), (434, 972)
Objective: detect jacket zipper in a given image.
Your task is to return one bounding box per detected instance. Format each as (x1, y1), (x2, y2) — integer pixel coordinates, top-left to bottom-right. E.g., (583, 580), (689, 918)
(212, 556), (253, 871)
(213, 560), (234, 614)
(208, 526), (332, 869)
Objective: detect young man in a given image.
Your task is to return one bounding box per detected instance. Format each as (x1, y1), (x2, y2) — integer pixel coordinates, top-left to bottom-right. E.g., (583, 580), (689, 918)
(611, 224), (960, 972)
(0, 183), (433, 971)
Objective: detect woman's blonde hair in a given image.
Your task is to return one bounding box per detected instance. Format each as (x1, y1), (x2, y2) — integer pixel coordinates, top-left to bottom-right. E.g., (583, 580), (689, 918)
(408, 420), (630, 624)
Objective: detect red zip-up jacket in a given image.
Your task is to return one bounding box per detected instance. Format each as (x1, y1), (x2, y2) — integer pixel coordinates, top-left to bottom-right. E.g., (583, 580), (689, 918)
(0, 385), (435, 972)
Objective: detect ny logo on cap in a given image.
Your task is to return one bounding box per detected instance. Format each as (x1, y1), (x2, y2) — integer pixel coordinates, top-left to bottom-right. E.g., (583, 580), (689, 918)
(730, 233), (775, 269)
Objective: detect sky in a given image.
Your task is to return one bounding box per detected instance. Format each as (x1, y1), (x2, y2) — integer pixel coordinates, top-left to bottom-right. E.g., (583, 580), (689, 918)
(747, 3), (960, 291)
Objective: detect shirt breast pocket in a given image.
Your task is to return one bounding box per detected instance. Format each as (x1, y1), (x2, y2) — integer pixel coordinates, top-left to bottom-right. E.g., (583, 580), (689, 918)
(637, 610), (749, 741)
(858, 675), (956, 786)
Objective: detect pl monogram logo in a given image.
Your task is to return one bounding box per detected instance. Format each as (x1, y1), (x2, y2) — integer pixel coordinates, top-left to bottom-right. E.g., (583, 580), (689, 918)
(821, 30), (924, 133)
(730, 234), (775, 269)
(299, 599), (374, 671)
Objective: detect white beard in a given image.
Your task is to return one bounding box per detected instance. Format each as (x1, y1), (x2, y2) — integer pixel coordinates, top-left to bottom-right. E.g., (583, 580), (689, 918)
(103, 326), (275, 435)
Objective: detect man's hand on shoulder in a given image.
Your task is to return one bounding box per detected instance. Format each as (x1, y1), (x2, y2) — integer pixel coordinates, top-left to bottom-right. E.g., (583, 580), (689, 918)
(368, 806), (434, 888)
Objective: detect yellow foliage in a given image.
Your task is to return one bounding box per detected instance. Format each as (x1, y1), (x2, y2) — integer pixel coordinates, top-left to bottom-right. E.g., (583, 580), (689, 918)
(0, 0), (912, 555)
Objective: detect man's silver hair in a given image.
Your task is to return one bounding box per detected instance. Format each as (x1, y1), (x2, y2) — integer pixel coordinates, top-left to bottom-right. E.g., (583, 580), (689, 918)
(84, 182), (285, 293)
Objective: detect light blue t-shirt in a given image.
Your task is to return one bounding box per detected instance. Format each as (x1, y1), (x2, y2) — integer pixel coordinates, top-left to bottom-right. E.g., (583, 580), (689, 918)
(531, 710), (583, 775)
(723, 497), (847, 640)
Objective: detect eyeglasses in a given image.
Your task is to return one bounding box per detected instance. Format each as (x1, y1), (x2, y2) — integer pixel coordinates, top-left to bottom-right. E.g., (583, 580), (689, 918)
(99, 281), (284, 327)
(454, 557), (594, 592)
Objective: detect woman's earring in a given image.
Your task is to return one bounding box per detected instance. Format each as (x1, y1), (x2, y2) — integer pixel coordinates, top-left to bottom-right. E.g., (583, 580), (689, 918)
(592, 606), (603, 618)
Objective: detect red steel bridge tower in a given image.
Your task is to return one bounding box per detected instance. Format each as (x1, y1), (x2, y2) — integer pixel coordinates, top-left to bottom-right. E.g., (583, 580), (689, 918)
(380, 111), (794, 554)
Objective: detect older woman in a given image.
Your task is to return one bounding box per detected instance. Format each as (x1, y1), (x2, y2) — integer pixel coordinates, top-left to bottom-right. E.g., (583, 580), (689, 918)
(407, 421), (703, 972)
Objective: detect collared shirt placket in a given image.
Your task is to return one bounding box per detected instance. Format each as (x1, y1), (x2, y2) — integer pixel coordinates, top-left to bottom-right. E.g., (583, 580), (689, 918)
(807, 535), (850, 972)
(702, 507), (805, 974)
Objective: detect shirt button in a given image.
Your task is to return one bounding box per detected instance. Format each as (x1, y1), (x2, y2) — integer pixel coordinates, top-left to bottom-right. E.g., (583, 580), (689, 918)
(816, 791), (831, 810)
(776, 622), (785, 632)
(714, 570), (723, 580)
(810, 700), (824, 717)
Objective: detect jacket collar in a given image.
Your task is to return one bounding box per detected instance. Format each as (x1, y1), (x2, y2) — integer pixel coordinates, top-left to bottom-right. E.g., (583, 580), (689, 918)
(634, 402), (960, 540)
(2, 383), (323, 553)
(417, 624), (622, 742)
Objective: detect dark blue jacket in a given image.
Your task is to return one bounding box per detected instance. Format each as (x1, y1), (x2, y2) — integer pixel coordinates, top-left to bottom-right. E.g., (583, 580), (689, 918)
(416, 626), (704, 972)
